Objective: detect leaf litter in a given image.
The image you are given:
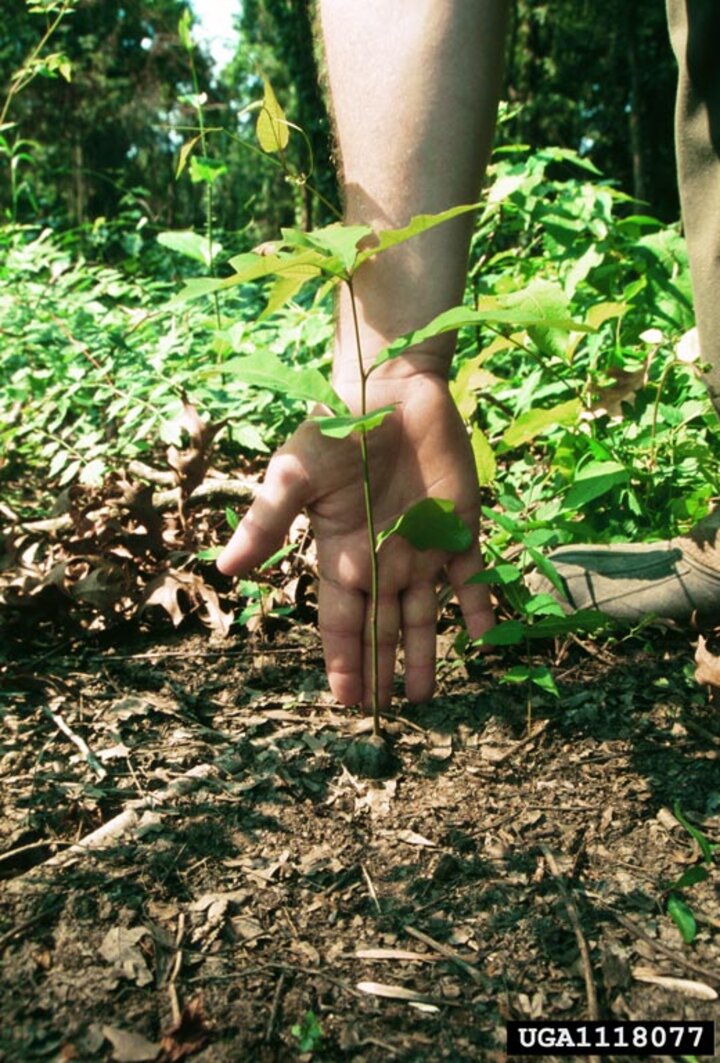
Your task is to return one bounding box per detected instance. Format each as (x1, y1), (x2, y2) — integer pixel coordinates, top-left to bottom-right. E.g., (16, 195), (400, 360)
(3, 401), (720, 1059)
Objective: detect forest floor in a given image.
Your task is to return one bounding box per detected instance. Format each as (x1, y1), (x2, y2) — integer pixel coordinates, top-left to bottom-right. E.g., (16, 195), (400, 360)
(2, 472), (720, 1062)
(3, 618), (720, 1062)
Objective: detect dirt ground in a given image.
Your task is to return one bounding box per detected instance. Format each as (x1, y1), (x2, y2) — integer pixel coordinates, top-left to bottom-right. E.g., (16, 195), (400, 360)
(2, 605), (720, 1062)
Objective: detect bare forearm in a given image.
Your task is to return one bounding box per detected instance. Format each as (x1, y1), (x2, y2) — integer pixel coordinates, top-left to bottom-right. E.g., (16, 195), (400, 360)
(319, 0), (509, 383)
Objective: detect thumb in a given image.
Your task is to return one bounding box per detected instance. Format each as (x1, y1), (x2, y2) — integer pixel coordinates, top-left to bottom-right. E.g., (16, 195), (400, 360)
(217, 448), (310, 576)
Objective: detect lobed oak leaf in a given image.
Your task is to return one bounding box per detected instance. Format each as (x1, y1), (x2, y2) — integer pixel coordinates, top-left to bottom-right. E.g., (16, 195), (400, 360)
(141, 568), (233, 635)
(165, 398), (227, 501)
(694, 635), (720, 688)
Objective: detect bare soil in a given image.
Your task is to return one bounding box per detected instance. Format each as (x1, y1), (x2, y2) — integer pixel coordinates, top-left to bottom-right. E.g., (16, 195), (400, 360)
(2, 612), (720, 1063)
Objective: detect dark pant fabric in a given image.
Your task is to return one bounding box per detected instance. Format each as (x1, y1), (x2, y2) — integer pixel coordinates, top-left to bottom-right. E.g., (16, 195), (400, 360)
(667, 0), (720, 412)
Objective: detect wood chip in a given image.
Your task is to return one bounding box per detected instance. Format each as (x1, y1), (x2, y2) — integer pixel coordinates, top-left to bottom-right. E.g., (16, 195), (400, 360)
(632, 966), (718, 1000)
(356, 981), (458, 1007)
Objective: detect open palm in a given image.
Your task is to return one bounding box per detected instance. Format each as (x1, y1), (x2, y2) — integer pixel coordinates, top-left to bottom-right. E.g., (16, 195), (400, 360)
(218, 373), (493, 706)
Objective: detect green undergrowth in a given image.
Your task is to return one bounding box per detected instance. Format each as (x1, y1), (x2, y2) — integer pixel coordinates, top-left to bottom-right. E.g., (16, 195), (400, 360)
(2, 139), (719, 567)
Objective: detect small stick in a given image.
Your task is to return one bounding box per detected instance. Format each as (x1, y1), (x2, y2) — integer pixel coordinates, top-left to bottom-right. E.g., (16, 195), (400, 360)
(362, 863), (382, 913)
(166, 912), (185, 1027)
(265, 972), (286, 1043)
(588, 894), (720, 985)
(0, 839), (73, 866)
(404, 925), (483, 985)
(41, 704), (106, 779)
(539, 845), (599, 1045)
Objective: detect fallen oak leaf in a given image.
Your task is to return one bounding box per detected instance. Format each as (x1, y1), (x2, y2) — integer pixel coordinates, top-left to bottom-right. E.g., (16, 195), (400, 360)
(102, 1025), (160, 1063)
(141, 568), (233, 635)
(158, 996), (209, 1062)
(695, 635), (720, 687)
(166, 397), (228, 504)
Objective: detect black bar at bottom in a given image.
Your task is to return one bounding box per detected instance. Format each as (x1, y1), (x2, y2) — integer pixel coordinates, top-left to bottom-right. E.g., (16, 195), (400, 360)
(506, 1020), (715, 1056)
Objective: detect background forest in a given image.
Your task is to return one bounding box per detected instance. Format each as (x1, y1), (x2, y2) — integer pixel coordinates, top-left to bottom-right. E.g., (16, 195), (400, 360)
(0, 0), (678, 237)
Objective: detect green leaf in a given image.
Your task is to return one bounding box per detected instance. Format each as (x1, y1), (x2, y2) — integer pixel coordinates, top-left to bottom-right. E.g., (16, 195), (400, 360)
(476, 278), (591, 330)
(256, 77), (289, 153)
(220, 352), (348, 415)
(260, 265), (321, 320)
(524, 593), (566, 617)
(157, 230), (219, 268)
(528, 665), (559, 696)
(501, 399), (581, 450)
(585, 300), (629, 330)
(176, 133), (202, 178)
(372, 281), (591, 370)
(376, 498), (473, 552)
(197, 546), (221, 561)
(466, 563), (522, 586)
(356, 203), (480, 268)
(525, 546), (567, 596)
(189, 155), (227, 186)
(499, 664), (532, 683)
(474, 620), (526, 646)
(258, 544), (296, 572)
(499, 665), (558, 695)
(225, 507), (239, 531)
(667, 894), (697, 944)
(470, 424), (496, 485)
(170, 276), (227, 305)
(563, 461), (628, 511)
(291, 223), (373, 273)
(173, 250), (325, 305)
(178, 8), (193, 50)
(525, 610), (610, 639)
(673, 801), (717, 864)
(669, 865), (710, 892)
(316, 405), (396, 439)
(228, 249), (326, 284)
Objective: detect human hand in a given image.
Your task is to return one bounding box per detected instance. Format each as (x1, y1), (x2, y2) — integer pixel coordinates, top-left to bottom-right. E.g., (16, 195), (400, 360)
(217, 371), (494, 707)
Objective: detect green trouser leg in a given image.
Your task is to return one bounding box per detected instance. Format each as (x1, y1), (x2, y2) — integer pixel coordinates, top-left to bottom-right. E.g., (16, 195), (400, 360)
(535, 2), (720, 623)
(668, 0), (720, 412)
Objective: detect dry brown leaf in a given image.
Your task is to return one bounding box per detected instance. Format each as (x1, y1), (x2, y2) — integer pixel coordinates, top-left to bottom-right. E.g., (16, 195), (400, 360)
(158, 997), (209, 1062)
(102, 1025), (160, 1063)
(71, 560), (128, 610)
(141, 568), (233, 635)
(166, 398), (226, 501)
(694, 635), (720, 687)
(99, 926), (152, 986)
(589, 360), (650, 420)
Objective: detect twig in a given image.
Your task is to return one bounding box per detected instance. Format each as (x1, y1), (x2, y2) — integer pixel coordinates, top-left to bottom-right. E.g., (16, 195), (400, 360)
(17, 479), (254, 534)
(539, 846), (600, 1036)
(487, 719), (549, 765)
(265, 972), (286, 1043)
(41, 704), (106, 779)
(404, 925), (484, 986)
(589, 895), (720, 985)
(362, 863), (382, 913)
(5, 761), (223, 889)
(127, 460), (176, 485)
(0, 838), (73, 867)
(682, 716), (720, 746)
(166, 912), (185, 1027)
(0, 901), (62, 952)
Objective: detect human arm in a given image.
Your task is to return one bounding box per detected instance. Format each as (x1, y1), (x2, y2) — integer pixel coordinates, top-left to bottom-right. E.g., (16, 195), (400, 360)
(218, 0), (509, 706)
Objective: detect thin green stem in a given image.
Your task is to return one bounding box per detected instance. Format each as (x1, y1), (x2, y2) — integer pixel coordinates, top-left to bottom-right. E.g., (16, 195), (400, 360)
(0, 1), (74, 128)
(187, 42), (221, 329)
(649, 358), (675, 468)
(347, 277), (380, 732)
